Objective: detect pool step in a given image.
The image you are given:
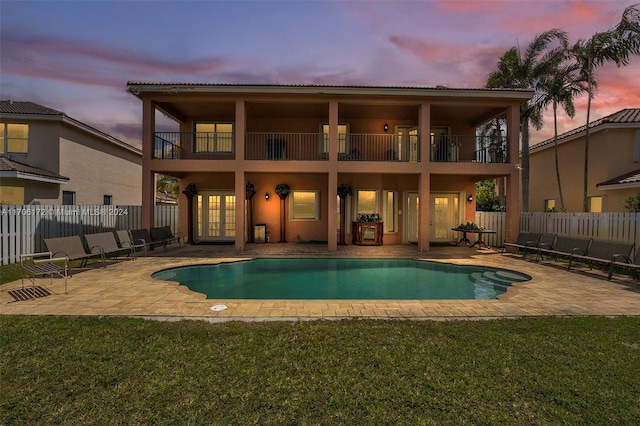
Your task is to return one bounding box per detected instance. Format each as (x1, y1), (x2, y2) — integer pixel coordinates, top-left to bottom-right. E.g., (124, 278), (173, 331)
(469, 270), (530, 289)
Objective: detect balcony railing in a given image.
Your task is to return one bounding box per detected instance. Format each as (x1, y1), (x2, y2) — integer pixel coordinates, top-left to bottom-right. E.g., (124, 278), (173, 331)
(431, 135), (508, 163)
(153, 132), (507, 164)
(153, 132), (235, 160)
(245, 133), (328, 161)
(338, 134), (420, 162)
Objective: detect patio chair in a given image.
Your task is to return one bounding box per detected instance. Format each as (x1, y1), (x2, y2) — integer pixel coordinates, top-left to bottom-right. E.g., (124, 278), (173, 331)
(115, 230), (143, 258)
(536, 235), (591, 264)
(610, 248), (640, 280)
(44, 235), (94, 271)
(130, 228), (167, 254)
(85, 232), (135, 264)
(502, 232), (542, 255)
(20, 252), (69, 297)
(566, 240), (634, 280)
(161, 225), (183, 247)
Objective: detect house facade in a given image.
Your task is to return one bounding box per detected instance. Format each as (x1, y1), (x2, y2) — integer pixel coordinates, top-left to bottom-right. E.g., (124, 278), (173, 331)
(0, 100), (142, 205)
(529, 108), (640, 212)
(127, 83), (531, 251)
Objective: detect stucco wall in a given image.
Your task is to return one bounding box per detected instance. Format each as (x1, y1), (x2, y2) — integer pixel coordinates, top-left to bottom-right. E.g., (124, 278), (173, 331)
(529, 127), (638, 212)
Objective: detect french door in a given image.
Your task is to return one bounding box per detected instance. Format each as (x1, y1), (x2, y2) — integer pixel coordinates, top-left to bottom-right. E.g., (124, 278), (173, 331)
(430, 193), (461, 243)
(194, 191), (236, 242)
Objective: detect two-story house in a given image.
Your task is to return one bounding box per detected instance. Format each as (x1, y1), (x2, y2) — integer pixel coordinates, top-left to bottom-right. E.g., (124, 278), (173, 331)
(127, 83), (531, 251)
(529, 108), (640, 212)
(0, 100), (142, 205)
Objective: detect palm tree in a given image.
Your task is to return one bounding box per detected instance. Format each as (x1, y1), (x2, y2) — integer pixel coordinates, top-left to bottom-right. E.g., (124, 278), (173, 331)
(572, 4), (640, 211)
(487, 29), (568, 212)
(538, 57), (587, 210)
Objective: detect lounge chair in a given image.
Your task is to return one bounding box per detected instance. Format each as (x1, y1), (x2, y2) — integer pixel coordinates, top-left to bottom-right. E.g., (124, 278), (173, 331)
(85, 232), (135, 264)
(536, 236), (591, 263)
(44, 235), (94, 270)
(130, 228), (167, 253)
(20, 252), (69, 297)
(115, 230), (144, 257)
(567, 240), (634, 279)
(610, 248), (640, 280)
(502, 232), (542, 255)
(161, 225), (183, 247)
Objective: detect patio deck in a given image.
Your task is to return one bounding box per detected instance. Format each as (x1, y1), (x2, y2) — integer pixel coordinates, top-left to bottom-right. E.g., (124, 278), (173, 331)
(2, 243), (639, 320)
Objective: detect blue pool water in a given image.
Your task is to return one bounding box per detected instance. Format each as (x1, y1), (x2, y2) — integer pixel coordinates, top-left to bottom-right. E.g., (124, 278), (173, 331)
(152, 258), (531, 300)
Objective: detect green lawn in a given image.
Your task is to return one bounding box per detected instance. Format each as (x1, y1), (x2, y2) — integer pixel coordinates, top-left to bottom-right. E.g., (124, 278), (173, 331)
(1, 316), (639, 425)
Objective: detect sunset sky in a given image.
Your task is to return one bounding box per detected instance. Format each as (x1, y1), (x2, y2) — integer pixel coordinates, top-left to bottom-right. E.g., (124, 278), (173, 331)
(1, 0), (638, 149)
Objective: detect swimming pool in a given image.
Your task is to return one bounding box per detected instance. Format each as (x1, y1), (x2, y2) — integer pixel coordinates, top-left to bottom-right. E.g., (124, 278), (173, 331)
(152, 258), (531, 300)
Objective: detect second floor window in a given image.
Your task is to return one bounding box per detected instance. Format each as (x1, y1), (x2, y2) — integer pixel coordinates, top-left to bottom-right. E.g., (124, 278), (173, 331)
(194, 123), (233, 153)
(0, 123), (29, 154)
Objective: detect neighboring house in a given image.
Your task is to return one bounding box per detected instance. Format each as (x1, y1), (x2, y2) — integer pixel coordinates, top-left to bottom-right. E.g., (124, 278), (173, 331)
(127, 83), (531, 251)
(0, 100), (142, 205)
(529, 108), (640, 212)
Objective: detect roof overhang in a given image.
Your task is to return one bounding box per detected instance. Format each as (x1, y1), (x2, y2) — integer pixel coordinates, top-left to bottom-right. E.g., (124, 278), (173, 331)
(0, 170), (69, 184)
(597, 181), (640, 190)
(126, 82), (535, 102)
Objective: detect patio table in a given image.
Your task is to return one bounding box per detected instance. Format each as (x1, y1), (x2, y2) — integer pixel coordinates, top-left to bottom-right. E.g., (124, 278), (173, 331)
(451, 228), (496, 249)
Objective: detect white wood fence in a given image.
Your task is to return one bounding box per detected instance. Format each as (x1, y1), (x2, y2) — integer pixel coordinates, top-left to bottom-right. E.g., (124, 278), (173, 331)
(475, 211), (640, 250)
(0, 205), (179, 265)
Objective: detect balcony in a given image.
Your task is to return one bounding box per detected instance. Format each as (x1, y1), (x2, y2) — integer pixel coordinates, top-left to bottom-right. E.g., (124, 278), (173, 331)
(431, 135), (508, 163)
(153, 132), (235, 160)
(153, 132), (508, 164)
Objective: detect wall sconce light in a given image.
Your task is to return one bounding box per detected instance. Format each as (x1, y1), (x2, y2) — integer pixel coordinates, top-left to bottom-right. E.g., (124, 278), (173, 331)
(265, 192), (270, 201)
(383, 123), (389, 133)
(467, 195), (474, 203)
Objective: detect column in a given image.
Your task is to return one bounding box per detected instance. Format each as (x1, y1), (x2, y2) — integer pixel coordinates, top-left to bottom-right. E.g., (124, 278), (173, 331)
(328, 171), (338, 252)
(419, 102), (431, 163)
(506, 172), (520, 245)
(329, 100), (338, 162)
(235, 170), (246, 251)
(235, 99), (245, 161)
(418, 172), (430, 251)
(141, 98), (155, 229)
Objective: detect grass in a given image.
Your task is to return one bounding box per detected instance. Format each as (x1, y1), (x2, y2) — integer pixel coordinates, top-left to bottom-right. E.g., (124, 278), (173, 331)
(2, 316), (639, 425)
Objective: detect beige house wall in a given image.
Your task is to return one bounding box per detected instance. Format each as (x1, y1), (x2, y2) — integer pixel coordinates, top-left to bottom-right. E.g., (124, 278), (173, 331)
(529, 127), (639, 212)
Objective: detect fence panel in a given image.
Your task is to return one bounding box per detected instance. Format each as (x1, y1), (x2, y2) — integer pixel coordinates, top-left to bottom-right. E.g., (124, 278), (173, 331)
(0, 205), (180, 265)
(475, 211), (506, 248)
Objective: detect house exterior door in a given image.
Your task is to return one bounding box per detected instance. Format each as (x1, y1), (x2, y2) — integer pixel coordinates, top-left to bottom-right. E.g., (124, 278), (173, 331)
(403, 191), (419, 243)
(194, 191), (236, 242)
(396, 126), (419, 162)
(430, 193), (460, 242)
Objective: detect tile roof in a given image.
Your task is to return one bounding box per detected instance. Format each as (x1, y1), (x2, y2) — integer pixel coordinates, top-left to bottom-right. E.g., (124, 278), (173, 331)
(0, 155), (69, 182)
(531, 108), (640, 151)
(0, 100), (65, 116)
(596, 168), (640, 188)
(126, 81), (534, 92)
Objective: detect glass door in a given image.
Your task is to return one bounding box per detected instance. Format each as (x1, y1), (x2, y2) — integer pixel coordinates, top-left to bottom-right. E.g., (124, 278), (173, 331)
(194, 191), (236, 242)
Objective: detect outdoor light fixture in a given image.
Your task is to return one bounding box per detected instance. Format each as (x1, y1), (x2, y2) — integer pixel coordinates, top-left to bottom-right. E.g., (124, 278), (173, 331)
(467, 195), (474, 203)
(265, 192), (270, 201)
(383, 123), (389, 133)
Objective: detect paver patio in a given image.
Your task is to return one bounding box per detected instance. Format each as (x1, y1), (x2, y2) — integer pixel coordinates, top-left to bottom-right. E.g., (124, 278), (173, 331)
(2, 244), (639, 319)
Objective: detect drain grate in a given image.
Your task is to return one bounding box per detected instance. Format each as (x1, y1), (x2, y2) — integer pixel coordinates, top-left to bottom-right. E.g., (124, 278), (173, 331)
(8, 286), (52, 302)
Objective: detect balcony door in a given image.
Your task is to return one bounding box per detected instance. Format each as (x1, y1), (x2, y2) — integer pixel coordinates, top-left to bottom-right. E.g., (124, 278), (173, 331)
(403, 191), (419, 244)
(396, 126), (419, 162)
(194, 191), (236, 242)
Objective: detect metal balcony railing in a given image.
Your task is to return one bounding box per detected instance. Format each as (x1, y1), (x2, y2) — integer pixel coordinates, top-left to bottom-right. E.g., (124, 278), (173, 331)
(338, 134), (420, 162)
(153, 132), (235, 160)
(245, 133), (328, 161)
(431, 135), (508, 163)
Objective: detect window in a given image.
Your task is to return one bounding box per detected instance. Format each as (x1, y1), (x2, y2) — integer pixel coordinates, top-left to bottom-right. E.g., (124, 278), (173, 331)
(383, 190), (397, 233)
(321, 124), (349, 154)
(356, 190), (378, 218)
(0, 123), (29, 153)
(62, 191), (75, 205)
(588, 196), (603, 212)
(194, 123), (233, 153)
(544, 199), (557, 212)
(104, 195), (112, 205)
(0, 186), (25, 204)
(290, 191), (319, 220)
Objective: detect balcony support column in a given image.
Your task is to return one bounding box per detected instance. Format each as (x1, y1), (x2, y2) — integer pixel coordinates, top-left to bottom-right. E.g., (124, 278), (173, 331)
(328, 171), (338, 252)
(418, 172), (430, 251)
(235, 99), (245, 161)
(142, 97), (155, 230)
(329, 100), (338, 162)
(235, 170), (246, 251)
(419, 102), (431, 164)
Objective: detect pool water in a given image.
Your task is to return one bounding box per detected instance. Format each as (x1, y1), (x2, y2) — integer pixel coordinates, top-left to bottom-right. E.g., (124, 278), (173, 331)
(152, 258), (531, 300)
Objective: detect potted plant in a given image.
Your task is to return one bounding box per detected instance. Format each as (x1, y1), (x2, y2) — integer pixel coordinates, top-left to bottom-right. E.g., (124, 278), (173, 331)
(275, 183), (290, 200)
(337, 183), (352, 199)
(357, 213), (381, 223)
(245, 181), (256, 200)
